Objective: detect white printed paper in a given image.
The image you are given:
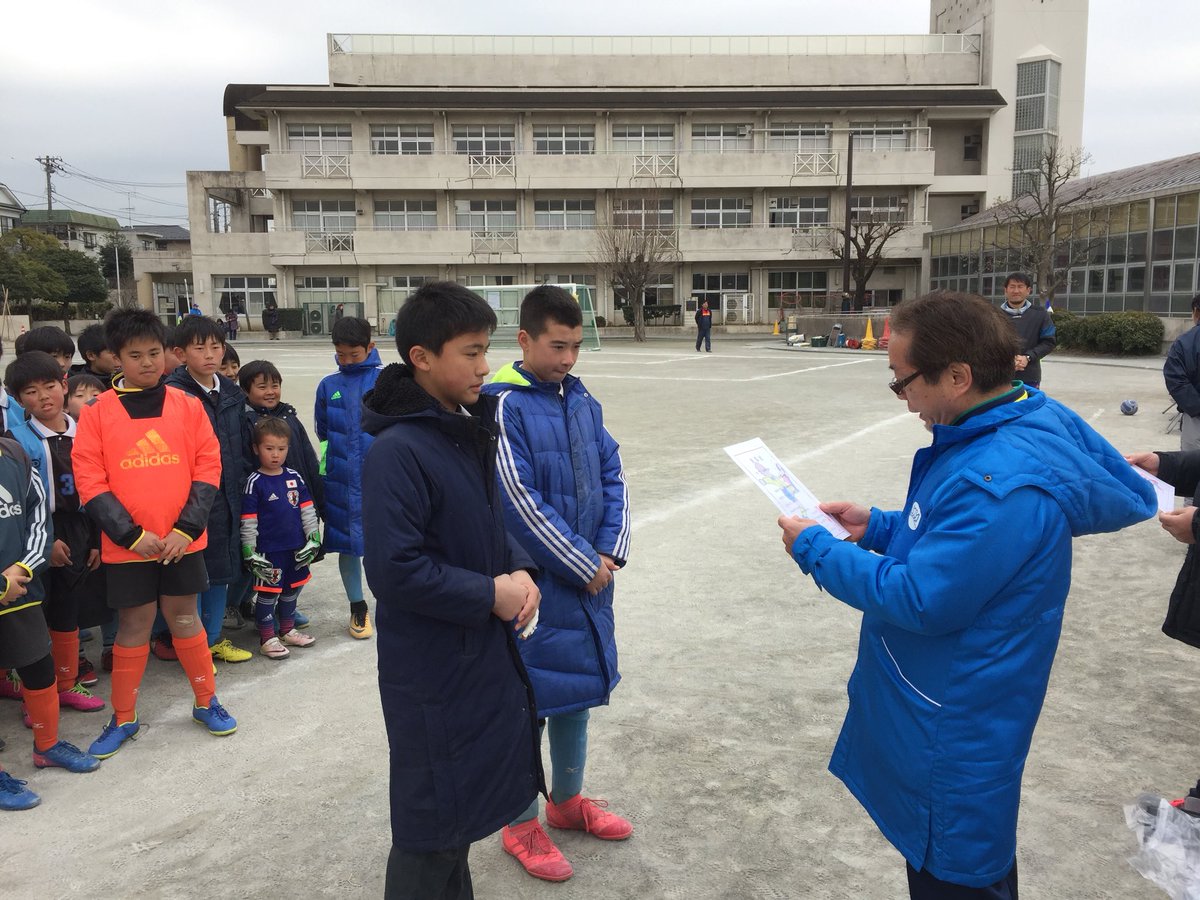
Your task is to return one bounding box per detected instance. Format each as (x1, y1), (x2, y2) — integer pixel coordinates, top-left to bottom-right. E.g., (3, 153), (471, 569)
(724, 438), (850, 539)
(1131, 466), (1176, 514)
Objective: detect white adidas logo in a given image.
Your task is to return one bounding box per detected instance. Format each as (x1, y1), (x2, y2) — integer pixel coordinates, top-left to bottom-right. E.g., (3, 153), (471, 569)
(268, 493), (279, 501)
(0, 481), (21, 518)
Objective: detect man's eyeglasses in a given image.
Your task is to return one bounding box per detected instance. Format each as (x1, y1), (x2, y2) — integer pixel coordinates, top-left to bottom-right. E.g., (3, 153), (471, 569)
(888, 370), (923, 396)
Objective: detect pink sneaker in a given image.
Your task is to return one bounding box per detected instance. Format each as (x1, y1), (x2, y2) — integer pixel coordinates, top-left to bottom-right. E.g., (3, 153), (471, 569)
(58, 683), (106, 712)
(546, 794), (633, 840)
(0, 671), (22, 701)
(501, 819), (573, 882)
(279, 629), (315, 648)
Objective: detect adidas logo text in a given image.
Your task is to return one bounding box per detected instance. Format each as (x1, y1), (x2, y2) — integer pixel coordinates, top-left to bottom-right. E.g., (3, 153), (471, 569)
(122, 429), (181, 470)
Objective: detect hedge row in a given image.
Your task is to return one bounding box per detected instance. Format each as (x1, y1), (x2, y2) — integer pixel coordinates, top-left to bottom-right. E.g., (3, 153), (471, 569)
(1051, 311), (1164, 356)
(28, 301), (114, 322)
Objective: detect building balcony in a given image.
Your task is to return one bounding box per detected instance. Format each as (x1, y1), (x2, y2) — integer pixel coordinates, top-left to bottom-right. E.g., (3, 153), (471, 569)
(261, 147), (937, 191)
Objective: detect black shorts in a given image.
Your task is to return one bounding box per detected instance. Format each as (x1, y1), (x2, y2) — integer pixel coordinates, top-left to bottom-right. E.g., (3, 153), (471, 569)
(106, 552), (210, 609)
(0, 601), (52, 670)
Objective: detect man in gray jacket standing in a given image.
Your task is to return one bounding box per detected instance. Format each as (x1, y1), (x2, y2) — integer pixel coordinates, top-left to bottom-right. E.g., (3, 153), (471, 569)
(999, 273), (1056, 389)
(1164, 294), (1200, 450)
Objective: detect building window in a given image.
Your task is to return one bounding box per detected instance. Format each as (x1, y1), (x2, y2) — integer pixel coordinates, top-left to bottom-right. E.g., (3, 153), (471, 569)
(460, 274), (516, 287)
(691, 272), (750, 310)
(767, 124), (831, 152)
(691, 196), (752, 229)
(612, 125), (675, 153)
(374, 199), (437, 231)
(295, 275), (359, 304)
(961, 202), (980, 219)
(292, 199), (356, 232)
(83, 232), (97, 249)
(534, 198), (596, 230)
(691, 124), (752, 153)
(369, 125), (434, 155)
(541, 272), (597, 292)
(613, 274), (674, 308)
(454, 199), (517, 231)
(612, 196), (674, 229)
(287, 124), (352, 155)
(770, 196), (830, 228)
(851, 122), (909, 151)
(215, 275), (277, 316)
(1015, 59), (1061, 133)
(851, 195), (907, 223)
(452, 125), (515, 156)
(767, 270), (829, 308)
(964, 134), (982, 161)
(533, 125), (595, 155)
(378, 275), (434, 315)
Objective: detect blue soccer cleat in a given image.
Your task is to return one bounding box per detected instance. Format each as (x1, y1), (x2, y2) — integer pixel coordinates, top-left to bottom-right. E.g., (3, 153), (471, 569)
(0, 770), (40, 810)
(34, 740), (101, 773)
(89, 715), (143, 759)
(192, 697), (237, 736)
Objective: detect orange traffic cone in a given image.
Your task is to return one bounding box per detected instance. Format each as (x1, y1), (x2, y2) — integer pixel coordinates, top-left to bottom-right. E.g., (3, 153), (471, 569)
(861, 317), (877, 351)
(879, 318), (891, 350)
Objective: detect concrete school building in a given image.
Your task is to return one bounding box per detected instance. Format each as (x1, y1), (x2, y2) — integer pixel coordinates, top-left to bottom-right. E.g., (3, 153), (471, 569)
(184, 0), (1088, 334)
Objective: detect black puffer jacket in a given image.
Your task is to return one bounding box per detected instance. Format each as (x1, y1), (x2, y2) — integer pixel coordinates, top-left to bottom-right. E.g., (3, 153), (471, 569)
(1156, 450), (1200, 648)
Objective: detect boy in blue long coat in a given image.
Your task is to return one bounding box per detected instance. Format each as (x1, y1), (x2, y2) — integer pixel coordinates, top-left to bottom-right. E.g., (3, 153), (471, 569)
(314, 317), (381, 639)
(361, 281), (543, 900)
(483, 285), (633, 883)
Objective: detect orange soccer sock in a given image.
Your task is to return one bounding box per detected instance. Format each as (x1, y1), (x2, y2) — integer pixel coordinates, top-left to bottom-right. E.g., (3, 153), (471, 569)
(173, 631), (215, 709)
(111, 643), (150, 726)
(49, 629), (80, 693)
(23, 684), (60, 752)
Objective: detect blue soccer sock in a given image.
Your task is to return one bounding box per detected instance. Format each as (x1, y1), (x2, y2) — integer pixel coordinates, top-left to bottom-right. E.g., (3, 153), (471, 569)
(338, 554), (364, 605)
(548, 709), (590, 805)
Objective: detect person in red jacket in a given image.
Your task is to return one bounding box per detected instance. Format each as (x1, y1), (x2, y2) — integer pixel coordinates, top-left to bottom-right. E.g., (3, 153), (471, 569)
(72, 308), (237, 759)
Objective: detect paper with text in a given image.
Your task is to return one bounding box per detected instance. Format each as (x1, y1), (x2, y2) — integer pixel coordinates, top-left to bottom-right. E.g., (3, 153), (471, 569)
(724, 438), (850, 539)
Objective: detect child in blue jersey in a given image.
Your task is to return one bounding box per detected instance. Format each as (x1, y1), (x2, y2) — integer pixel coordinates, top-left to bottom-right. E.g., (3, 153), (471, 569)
(241, 418), (320, 660)
(314, 316), (382, 640)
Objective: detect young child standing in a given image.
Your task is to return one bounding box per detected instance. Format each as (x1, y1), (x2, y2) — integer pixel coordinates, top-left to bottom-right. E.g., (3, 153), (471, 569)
(20, 327), (75, 374)
(315, 317), (382, 639)
(73, 308), (236, 758)
(0, 433), (99, 810)
(70, 324), (121, 390)
(219, 345), (240, 381)
(484, 285), (633, 883)
(163, 317), (254, 665)
(4, 352), (105, 714)
(240, 418), (319, 659)
(361, 281), (543, 899)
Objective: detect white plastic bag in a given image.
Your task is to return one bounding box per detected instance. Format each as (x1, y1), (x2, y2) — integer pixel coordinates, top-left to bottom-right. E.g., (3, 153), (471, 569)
(1125, 793), (1200, 899)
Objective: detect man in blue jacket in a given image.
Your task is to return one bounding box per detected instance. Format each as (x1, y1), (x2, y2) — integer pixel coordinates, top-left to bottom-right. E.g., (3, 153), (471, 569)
(779, 292), (1156, 898)
(484, 285), (632, 884)
(1164, 293), (1200, 450)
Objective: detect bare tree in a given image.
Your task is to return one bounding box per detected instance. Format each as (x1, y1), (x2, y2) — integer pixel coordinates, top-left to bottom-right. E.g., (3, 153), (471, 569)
(591, 194), (679, 342)
(829, 218), (909, 310)
(991, 142), (1105, 306)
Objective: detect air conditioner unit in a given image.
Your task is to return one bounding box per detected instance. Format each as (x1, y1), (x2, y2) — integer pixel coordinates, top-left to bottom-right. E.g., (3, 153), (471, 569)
(724, 293), (754, 325)
(768, 198), (779, 210)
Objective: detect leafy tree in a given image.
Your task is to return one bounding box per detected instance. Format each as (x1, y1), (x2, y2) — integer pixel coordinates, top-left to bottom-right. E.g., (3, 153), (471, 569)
(0, 230), (68, 319)
(100, 234), (133, 282)
(39, 248), (107, 331)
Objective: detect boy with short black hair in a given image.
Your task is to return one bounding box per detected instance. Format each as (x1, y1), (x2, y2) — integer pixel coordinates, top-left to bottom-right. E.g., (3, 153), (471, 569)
(73, 308), (236, 758)
(20, 326), (75, 374)
(0, 431), (99, 810)
(241, 417), (319, 659)
(71, 323), (120, 391)
(362, 281), (543, 898)
(4, 352), (105, 714)
(162, 316), (254, 664)
(316, 316), (382, 639)
(219, 345), (240, 381)
(484, 284), (633, 882)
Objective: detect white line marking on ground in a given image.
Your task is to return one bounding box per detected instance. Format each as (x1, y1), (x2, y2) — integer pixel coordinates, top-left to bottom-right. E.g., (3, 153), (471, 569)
(1090, 408), (1104, 421)
(748, 359), (873, 380)
(631, 412), (914, 532)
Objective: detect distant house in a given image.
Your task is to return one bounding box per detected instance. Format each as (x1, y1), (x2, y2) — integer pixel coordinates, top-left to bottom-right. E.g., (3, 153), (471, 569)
(0, 185), (25, 235)
(20, 209), (120, 258)
(120, 225), (193, 321)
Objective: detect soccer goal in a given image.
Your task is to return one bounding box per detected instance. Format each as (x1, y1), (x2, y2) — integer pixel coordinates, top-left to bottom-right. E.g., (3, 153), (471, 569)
(476, 283), (602, 351)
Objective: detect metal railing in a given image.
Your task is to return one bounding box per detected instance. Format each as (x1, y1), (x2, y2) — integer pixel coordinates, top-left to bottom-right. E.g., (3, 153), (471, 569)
(632, 154), (679, 178)
(471, 230), (519, 253)
(467, 155), (516, 177)
(330, 33), (982, 57)
(304, 232), (355, 252)
(301, 155), (350, 178)
(794, 152), (839, 176)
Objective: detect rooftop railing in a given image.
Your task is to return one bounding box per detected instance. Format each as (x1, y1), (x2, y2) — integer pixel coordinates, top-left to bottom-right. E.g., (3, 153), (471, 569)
(328, 33), (982, 57)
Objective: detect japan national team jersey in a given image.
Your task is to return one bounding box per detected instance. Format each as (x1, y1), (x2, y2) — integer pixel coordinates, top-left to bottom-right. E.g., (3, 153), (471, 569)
(241, 467), (313, 553)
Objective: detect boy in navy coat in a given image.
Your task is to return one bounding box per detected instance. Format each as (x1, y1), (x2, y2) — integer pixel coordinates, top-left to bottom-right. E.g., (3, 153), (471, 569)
(361, 281), (543, 900)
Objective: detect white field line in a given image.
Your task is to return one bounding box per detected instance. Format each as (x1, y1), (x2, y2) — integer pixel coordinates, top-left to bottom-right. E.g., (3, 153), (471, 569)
(748, 359), (873, 380)
(631, 411), (914, 532)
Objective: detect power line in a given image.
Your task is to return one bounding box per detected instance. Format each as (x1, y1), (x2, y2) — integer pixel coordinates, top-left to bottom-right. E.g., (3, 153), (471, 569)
(60, 169), (188, 208)
(58, 162), (184, 189)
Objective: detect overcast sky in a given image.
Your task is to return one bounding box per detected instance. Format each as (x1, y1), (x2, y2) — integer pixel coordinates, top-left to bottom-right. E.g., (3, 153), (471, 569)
(2, 0), (1197, 227)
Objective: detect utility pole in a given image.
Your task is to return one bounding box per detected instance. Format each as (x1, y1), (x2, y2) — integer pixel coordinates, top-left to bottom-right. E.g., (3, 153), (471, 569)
(841, 137), (855, 306)
(35, 156), (64, 212)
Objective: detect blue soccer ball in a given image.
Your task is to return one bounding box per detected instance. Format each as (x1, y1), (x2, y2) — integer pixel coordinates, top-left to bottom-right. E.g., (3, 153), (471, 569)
(1120, 399), (1139, 416)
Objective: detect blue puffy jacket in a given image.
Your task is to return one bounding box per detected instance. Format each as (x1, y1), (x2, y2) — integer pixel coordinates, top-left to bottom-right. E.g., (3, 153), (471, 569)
(314, 348), (382, 556)
(790, 387), (1156, 887)
(484, 362), (631, 717)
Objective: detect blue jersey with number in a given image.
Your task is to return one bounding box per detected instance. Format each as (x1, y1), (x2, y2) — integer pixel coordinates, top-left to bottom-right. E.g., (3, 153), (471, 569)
(241, 468), (313, 553)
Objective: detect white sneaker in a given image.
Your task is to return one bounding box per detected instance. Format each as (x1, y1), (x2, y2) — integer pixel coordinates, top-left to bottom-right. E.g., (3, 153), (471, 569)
(260, 637), (289, 659)
(280, 629), (315, 648)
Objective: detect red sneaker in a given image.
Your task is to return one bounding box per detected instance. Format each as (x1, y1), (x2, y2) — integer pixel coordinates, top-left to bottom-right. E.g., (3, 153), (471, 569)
(151, 636), (177, 662)
(78, 655), (98, 687)
(501, 819), (573, 882)
(546, 794), (633, 841)
(59, 683), (106, 712)
(101, 648), (114, 672)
